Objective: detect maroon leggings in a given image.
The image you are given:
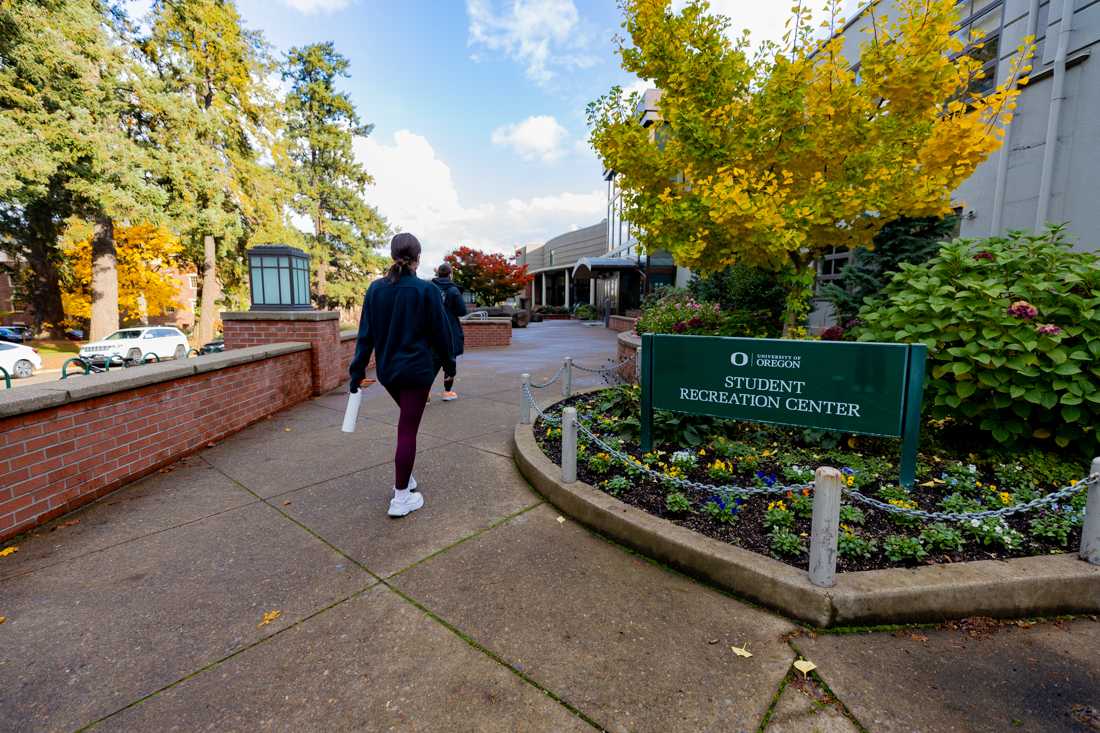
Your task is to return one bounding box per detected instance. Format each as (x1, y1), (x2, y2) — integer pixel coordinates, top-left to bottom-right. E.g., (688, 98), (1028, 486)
(385, 384), (430, 490)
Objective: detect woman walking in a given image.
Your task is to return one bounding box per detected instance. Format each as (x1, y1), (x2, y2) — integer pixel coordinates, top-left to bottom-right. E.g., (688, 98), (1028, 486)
(349, 233), (455, 517)
(431, 262), (467, 401)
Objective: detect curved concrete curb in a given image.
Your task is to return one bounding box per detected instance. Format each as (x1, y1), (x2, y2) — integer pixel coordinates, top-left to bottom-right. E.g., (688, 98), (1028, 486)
(513, 417), (1100, 628)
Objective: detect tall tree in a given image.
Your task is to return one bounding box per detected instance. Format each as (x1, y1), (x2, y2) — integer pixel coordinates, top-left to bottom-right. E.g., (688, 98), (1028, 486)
(588, 0), (1034, 333)
(282, 42), (388, 308)
(444, 246), (532, 306)
(0, 0), (164, 339)
(145, 0), (283, 344)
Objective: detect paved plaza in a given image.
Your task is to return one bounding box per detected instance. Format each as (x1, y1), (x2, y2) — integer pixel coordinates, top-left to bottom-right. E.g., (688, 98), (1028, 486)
(1, 322), (1098, 732)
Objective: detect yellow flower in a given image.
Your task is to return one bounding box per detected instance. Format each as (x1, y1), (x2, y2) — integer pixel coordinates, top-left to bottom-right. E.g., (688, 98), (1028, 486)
(998, 492), (1012, 506)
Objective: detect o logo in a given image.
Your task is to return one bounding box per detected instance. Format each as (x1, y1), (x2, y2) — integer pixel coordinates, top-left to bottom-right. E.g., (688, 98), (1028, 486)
(730, 352), (749, 367)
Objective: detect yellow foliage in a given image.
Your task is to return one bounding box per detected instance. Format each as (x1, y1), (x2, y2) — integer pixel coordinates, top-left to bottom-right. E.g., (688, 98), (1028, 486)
(588, 0), (1034, 274)
(61, 223), (184, 325)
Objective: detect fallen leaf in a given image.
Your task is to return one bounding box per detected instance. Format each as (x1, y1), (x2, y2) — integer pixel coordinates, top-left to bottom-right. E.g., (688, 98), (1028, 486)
(258, 610), (281, 628)
(793, 658), (817, 677)
(59, 519), (80, 528)
(909, 632), (929, 642)
(283, 501), (292, 506)
(284, 428), (292, 432)
(707, 638), (719, 645)
(731, 645), (753, 658)
(206, 442), (216, 448)
(920, 480), (936, 488)
(0, 547), (17, 558)
(0, 616), (6, 624)
(556, 516), (565, 524)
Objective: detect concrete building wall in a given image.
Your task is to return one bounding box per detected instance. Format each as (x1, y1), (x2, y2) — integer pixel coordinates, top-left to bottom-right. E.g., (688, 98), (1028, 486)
(840, 0), (1100, 249)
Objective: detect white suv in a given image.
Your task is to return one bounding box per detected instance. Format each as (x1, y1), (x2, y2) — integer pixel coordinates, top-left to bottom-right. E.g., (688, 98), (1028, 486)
(79, 327), (191, 365)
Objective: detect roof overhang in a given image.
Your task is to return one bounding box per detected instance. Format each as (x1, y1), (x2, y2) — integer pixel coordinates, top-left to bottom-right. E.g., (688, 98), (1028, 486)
(572, 257), (640, 279)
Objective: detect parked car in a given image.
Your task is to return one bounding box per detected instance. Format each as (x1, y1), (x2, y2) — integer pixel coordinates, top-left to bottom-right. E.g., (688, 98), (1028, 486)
(199, 339), (224, 354)
(0, 342), (42, 379)
(65, 329), (85, 341)
(0, 326), (26, 344)
(79, 327), (190, 364)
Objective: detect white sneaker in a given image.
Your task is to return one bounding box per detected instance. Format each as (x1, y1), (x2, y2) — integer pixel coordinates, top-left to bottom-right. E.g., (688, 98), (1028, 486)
(388, 489), (424, 517)
(407, 476), (418, 492)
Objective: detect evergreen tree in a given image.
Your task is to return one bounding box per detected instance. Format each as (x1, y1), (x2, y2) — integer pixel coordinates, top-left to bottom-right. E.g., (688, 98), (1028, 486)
(1, 0), (164, 339)
(282, 42), (387, 308)
(145, 0), (286, 344)
(821, 216), (958, 327)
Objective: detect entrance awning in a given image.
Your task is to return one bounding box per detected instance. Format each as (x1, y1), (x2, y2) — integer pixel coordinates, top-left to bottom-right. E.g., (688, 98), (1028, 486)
(572, 257), (640, 279)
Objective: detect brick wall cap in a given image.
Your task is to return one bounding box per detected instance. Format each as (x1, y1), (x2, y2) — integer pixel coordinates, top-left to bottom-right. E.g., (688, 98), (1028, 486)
(461, 317), (513, 325)
(221, 310), (340, 322)
(192, 342), (310, 375)
(340, 329), (357, 342)
(617, 330), (641, 348)
(0, 343), (309, 419)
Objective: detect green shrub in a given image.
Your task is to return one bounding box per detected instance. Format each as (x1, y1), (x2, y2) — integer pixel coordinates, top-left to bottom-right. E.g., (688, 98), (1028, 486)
(573, 303), (597, 320)
(602, 476), (631, 497)
(856, 227), (1100, 451)
(1028, 511), (1077, 545)
(838, 527), (877, 560)
(920, 523), (965, 553)
(688, 264), (786, 337)
(839, 505), (866, 525)
(769, 527), (806, 557)
(665, 491), (693, 514)
(883, 535), (928, 564)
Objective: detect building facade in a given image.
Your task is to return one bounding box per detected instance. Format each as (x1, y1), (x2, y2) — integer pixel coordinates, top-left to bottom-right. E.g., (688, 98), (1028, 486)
(0, 252), (29, 327)
(838, 0), (1099, 249)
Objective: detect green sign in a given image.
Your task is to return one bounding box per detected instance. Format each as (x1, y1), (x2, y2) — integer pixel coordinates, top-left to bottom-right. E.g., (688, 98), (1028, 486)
(639, 334), (927, 486)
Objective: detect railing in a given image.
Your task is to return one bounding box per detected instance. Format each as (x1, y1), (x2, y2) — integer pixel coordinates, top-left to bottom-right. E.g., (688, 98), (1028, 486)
(0, 366), (9, 389)
(518, 358), (1100, 585)
(463, 311), (489, 321)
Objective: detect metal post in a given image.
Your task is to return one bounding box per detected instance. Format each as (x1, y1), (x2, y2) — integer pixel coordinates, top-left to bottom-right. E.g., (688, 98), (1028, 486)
(809, 467), (843, 587)
(561, 407), (577, 483)
(562, 357), (573, 398)
(1081, 458), (1100, 565)
(520, 373), (532, 425)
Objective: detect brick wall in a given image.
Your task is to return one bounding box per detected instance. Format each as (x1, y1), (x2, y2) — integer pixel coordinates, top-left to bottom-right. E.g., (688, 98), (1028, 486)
(0, 346), (312, 542)
(461, 319), (511, 348)
(608, 315), (638, 333)
(617, 331), (640, 384)
(223, 313), (343, 396)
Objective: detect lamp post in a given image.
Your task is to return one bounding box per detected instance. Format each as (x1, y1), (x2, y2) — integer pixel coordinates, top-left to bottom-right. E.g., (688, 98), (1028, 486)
(247, 244), (312, 311)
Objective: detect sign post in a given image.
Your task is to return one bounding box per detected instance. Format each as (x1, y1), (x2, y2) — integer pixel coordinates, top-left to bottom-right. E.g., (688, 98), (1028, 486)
(639, 335), (927, 486)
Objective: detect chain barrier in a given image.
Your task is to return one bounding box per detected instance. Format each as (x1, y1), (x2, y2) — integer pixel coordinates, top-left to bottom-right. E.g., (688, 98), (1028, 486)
(844, 476), (1094, 523)
(527, 364), (566, 390)
(524, 374), (1093, 520)
(571, 354), (636, 374)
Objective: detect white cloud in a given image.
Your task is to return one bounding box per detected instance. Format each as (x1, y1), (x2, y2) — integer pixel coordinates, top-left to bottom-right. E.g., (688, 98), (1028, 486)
(355, 130), (605, 273)
(282, 0), (352, 14)
(622, 78), (654, 99)
(491, 115), (570, 163)
(467, 0), (597, 84)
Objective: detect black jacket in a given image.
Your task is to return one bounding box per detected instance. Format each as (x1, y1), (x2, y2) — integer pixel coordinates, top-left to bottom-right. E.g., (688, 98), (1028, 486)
(349, 274), (455, 391)
(431, 276), (467, 356)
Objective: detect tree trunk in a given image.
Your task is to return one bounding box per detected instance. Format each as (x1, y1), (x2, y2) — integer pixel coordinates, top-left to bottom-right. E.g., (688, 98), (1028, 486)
(781, 255), (816, 338)
(194, 234), (218, 346)
(90, 215), (119, 341)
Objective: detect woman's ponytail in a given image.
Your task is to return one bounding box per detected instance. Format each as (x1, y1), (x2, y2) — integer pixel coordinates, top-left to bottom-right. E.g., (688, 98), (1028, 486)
(386, 233), (422, 283)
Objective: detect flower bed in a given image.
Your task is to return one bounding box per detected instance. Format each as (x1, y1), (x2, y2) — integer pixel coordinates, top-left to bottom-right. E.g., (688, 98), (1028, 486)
(533, 386), (1090, 572)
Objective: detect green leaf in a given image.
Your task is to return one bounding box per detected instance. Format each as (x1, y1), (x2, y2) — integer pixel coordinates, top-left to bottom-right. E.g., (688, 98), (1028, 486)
(1060, 393), (1083, 405)
(1052, 362), (1082, 376)
(1048, 348), (1068, 365)
(956, 381), (977, 399)
(1062, 405), (1082, 423)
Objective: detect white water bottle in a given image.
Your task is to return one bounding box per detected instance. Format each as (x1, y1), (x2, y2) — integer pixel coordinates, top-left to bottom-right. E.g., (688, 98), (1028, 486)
(341, 390), (363, 433)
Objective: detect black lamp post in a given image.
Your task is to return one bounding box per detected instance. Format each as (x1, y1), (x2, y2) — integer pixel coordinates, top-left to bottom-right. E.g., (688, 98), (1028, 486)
(247, 244), (312, 311)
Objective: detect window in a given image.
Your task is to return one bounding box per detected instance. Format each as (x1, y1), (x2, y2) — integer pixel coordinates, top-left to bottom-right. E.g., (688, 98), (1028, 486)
(815, 248), (851, 294)
(0, 343), (15, 351)
(105, 330), (143, 341)
(187, 275), (199, 290)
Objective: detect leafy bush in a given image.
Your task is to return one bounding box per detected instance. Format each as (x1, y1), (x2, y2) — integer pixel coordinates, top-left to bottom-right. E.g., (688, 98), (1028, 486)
(856, 227), (1100, 450)
(821, 216), (956, 327)
(883, 535), (928, 564)
(573, 303), (598, 320)
(920, 523), (965, 553)
(769, 527), (806, 557)
(665, 491), (693, 514)
(688, 264), (786, 337)
(702, 496), (741, 525)
(838, 527), (876, 560)
(602, 476), (631, 496)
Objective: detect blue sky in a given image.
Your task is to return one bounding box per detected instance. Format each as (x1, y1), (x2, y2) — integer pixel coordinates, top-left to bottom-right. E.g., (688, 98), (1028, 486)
(191, 1), (856, 269)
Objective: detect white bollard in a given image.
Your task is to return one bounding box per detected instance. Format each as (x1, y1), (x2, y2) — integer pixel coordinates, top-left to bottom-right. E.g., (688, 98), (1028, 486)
(562, 357), (573, 398)
(809, 467), (843, 588)
(561, 407), (577, 483)
(520, 373), (532, 425)
(1081, 457), (1100, 565)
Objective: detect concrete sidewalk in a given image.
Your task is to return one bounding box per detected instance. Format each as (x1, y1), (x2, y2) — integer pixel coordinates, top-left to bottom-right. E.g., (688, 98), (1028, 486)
(1, 321), (1097, 732)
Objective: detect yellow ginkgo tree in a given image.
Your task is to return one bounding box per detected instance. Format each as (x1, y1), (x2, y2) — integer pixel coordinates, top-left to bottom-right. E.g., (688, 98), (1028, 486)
(588, 0), (1034, 332)
(61, 223), (184, 327)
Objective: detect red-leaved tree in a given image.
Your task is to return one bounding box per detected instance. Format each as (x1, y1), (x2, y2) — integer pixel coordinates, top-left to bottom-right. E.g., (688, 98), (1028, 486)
(444, 246), (533, 306)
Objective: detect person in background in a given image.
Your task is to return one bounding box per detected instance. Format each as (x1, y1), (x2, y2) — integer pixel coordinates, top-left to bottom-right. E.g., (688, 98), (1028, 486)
(431, 262), (467, 401)
(349, 233), (455, 518)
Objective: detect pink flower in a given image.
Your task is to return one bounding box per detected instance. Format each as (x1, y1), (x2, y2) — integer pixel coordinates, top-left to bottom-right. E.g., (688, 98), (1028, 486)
(1008, 300), (1038, 320)
(672, 321), (686, 333)
(974, 251), (995, 261)
(820, 325), (845, 341)
(687, 316), (703, 328)
(1036, 323), (1062, 336)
